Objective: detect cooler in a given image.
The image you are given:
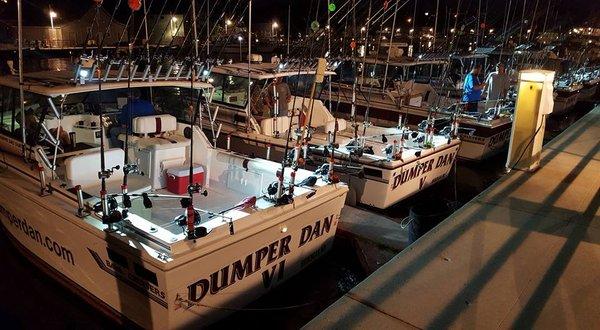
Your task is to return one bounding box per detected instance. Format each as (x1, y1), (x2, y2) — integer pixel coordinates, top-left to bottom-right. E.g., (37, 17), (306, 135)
(166, 164), (204, 194)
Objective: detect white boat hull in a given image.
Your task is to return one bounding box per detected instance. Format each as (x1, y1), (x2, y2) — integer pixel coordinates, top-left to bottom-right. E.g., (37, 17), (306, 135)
(457, 127), (512, 161)
(348, 142), (460, 209)
(553, 93), (579, 114)
(0, 163), (346, 328)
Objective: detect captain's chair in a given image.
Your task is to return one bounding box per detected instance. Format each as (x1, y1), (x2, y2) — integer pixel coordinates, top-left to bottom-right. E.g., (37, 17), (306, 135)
(119, 114), (187, 147)
(64, 148), (151, 196)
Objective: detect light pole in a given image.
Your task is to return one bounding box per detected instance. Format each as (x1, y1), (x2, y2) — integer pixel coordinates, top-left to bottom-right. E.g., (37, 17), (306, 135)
(170, 16), (178, 37)
(271, 21), (279, 38)
(225, 19), (232, 34)
(237, 35), (243, 61)
(49, 11), (57, 29)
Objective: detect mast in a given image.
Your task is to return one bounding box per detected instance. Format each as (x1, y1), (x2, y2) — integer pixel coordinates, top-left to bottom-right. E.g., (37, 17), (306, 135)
(529, 0), (540, 41)
(192, 0), (199, 57)
(247, 0), (252, 125)
(542, 0), (551, 34)
(359, 1), (371, 88)
(206, 0), (210, 56)
(433, 0), (439, 50)
(17, 0), (26, 159)
(287, 3), (291, 56)
(519, 0), (527, 44)
(382, 0), (399, 92)
(475, 0), (481, 46)
(327, 0), (332, 111)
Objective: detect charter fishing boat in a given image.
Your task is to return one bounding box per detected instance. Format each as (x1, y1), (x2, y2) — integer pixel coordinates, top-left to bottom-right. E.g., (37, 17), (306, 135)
(577, 66), (600, 100)
(200, 58), (460, 209)
(321, 57), (513, 161)
(0, 59), (348, 328)
(553, 73), (583, 114)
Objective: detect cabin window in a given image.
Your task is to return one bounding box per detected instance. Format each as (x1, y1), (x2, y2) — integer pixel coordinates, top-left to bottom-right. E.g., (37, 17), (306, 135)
(210, 73), (250, 108)
(287, 75), (323, 97)
(133, 263), (158, 285)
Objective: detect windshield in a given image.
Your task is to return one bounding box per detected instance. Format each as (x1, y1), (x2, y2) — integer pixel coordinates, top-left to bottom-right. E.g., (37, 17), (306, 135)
(211, 73), (251, 108)
(56, 86), (203, 123)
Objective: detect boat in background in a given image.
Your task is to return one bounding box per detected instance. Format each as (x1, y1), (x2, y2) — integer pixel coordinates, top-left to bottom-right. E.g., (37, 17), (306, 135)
(553, 73), (583, 114)
(202, 58), (461, 209)
(321, 57), (513, 161)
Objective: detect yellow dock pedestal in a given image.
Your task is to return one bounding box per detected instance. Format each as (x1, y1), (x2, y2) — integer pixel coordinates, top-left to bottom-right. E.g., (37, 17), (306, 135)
(506, 70), (555, 171)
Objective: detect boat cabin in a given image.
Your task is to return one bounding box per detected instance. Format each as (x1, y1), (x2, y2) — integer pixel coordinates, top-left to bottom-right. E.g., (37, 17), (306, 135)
(208, 62), (346, 137)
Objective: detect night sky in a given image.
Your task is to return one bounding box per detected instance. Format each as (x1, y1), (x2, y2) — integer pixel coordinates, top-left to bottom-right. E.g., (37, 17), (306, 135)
(0, 0), (598, 32)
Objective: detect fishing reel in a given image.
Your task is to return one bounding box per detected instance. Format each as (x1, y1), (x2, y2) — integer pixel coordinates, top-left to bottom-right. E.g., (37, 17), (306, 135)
(98, 165), (120, 180)
(187, 183), (208, 197)
(93, 196), (123, 225)
(123, 163), (143, 176)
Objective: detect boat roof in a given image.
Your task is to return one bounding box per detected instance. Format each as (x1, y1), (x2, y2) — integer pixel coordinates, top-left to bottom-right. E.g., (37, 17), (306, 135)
(361, 56), (448, 67)
(211, 62), (335, 80)
(0, 71), (213, 98)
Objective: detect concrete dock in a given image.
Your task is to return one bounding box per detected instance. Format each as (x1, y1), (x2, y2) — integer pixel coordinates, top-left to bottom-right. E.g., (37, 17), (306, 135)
(306, 105), (600, 329)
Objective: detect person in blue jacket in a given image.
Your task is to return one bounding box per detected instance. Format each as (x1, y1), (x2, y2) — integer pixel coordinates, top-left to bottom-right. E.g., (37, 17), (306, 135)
(110, 89), (155, 147)
(462, 64), (487, 113)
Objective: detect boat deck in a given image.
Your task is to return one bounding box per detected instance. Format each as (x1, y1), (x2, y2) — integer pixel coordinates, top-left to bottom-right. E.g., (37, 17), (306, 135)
(305, 105), (600, 328)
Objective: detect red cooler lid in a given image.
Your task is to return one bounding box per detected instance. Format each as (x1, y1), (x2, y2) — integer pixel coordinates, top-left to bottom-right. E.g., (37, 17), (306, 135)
(166, 164), (204, 177)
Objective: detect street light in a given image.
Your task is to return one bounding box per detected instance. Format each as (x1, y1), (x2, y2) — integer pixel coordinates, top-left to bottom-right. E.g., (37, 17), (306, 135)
(225, 19), (232, 34)
(271, 21), (279, 37)
(170, 16), (178, 37)
(237, 35), (243, 61)
(49, 11), (57, 29)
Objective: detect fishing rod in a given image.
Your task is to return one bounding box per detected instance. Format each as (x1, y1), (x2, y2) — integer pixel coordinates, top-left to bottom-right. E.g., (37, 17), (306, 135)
(81, 1), (102, 55)
(120, 2), (143, 217)
(361, 0), (399, 135)
(173, 0), (209, 59)
(381, 0), (400, 92)
(149, 0), (185, 61)
(183, 64), (209, 239)
(156, 2), (194, 60)
(94, 0), (123, 230)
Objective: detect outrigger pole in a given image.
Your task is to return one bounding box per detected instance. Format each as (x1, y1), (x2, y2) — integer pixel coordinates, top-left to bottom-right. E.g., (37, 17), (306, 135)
(17, 0), (26, 160)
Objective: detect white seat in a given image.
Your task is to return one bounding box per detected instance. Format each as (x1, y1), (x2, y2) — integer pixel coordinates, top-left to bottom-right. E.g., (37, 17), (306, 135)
(64, 148), (151, 196)
(133, 114), (178, 136)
